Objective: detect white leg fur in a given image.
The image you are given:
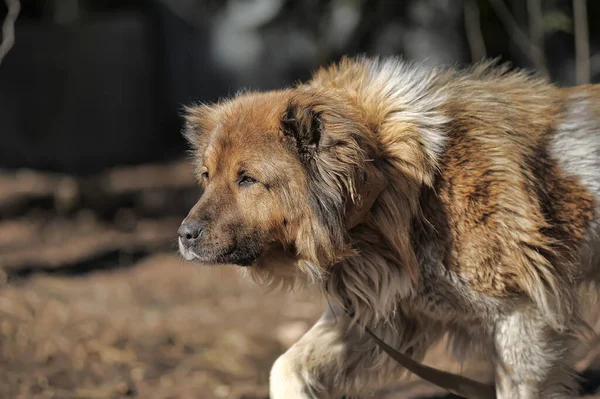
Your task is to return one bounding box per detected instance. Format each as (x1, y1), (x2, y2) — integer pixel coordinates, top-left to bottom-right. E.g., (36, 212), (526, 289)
(493, 309), (577, 399)
(270, 305), (367, 399)
(270, 353), (315, 399)
(270, 306), (352, 399)
(270, 303), (438, 398)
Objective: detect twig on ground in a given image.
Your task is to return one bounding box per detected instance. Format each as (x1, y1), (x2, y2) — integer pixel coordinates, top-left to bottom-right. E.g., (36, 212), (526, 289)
(0, 0), (20, 65)
(590, 53), (600, 78)
(526, 0), (547, 73)
(464, 0), (487, 62)
(488, 0), (549, 77)
(573, 0), (590, 84)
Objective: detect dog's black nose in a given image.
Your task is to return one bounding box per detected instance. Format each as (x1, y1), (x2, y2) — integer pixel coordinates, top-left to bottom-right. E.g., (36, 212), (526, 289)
(178, 220), (203, 245)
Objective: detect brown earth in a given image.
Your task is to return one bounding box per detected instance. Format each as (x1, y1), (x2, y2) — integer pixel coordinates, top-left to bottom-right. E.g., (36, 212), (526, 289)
(0, 161), (599, 399)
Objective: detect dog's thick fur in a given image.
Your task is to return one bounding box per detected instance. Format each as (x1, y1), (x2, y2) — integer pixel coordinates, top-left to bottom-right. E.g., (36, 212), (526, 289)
(179, 57), (600, 398)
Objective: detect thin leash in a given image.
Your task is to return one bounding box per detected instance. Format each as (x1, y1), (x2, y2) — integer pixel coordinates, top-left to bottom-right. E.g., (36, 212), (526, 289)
(336, 297), (496, 399)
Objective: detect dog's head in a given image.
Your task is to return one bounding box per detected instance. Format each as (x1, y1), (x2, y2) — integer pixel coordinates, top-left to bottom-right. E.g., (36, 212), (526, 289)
(179, 89), (384, 284)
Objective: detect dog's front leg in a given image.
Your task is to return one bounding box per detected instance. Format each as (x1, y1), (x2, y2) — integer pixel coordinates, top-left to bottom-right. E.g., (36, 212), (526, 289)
(270, 304), (374, 399)
(493, 309), (578, 399)
(270, 303), (430, 399)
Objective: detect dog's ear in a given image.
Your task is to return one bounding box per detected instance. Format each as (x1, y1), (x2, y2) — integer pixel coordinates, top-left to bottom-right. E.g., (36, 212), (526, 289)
(281, 98), (386, 229)
(346, 165), (387, 229)
(182, 104), (218, 176)
(182, 104), (216, 151)
(281, 101), (323, 163)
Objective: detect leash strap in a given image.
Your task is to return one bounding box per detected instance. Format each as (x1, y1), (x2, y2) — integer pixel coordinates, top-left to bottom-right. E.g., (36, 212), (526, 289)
(363, 326), (496, 398)
(341, 304), (496, 399)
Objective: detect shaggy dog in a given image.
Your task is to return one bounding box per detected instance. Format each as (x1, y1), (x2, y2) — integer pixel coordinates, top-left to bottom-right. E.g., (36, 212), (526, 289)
(178, 57), (600, 399)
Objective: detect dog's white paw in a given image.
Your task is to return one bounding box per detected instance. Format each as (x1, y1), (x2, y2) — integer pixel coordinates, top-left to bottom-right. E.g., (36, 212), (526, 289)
(270, 353), (316, 399)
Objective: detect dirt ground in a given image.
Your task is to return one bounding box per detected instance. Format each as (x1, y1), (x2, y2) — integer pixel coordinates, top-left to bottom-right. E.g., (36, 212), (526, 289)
(1, 160), (600, 399)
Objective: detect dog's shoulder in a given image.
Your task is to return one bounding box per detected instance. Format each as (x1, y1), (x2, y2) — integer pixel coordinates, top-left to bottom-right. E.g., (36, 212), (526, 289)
(414, 70), (598, 327)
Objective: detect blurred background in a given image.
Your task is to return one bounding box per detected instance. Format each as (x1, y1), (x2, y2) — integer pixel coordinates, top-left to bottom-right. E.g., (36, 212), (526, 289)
(0, 0), (600, 398)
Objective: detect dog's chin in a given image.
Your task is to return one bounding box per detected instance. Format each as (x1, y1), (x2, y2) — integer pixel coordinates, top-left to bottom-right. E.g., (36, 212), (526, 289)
(214, 246), (261, 267)
(178, 238), (260, 267)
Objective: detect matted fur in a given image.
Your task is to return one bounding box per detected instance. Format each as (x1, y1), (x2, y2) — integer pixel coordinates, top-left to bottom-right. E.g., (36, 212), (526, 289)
(180, 57), (600, 398)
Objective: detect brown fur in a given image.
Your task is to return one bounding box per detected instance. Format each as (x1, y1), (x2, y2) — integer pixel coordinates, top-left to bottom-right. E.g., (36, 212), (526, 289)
(180, 57), (600, 398)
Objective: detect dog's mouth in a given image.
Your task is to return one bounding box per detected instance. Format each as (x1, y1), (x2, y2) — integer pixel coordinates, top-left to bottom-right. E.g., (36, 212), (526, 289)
(214, 243), (260, 266)
(178, 238), (202, 261)
(178, 238), (260, 267)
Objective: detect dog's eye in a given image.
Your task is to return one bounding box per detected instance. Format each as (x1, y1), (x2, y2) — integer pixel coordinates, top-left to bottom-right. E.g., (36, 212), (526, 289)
(200, 167), (209, 181)
(238, 175), (257, 187)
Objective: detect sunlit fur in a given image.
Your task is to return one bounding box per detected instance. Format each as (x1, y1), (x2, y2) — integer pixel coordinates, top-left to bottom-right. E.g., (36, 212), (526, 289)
(182, 57), (600, 398)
